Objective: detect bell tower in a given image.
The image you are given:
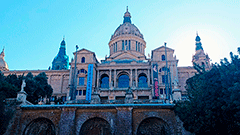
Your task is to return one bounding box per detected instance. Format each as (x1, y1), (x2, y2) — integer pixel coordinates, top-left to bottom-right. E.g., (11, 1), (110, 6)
(52, 38), (69, 70)
(192, 32), (210, 69)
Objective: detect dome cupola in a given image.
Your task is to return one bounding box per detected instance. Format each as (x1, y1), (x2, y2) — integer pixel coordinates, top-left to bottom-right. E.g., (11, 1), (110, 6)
(123, 6), (131, 23)
(107, 7), (147, 61)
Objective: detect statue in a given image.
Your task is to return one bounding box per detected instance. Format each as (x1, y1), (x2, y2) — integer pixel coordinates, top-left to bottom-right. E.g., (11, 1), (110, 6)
(21, 79), (26, 92)
(173, 77), (178, 89)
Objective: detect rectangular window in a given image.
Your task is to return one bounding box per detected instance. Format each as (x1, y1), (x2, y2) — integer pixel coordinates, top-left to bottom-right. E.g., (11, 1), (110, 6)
(160, 88), (163, 94)
(79, 90), (82, 96)
(129, 40), (131, 50)
(138, 43), (140, 52)
(83, 90), (86, 95)
(79, 77), (85, 86)
(115, 42), (117, 52)
(162, 75), (168, 84)
(75, 90), (78, 96)
(136, 41), (138, 51)
(122, 40), (124, 50)
(125, 40), (127, 50)
(113, 44), (115, 53)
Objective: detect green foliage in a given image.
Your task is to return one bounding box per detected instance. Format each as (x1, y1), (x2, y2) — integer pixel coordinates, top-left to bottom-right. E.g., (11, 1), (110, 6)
(175, 48), (240, 135)
(0, 72), (53, 134)
(0, 72), (53, 104)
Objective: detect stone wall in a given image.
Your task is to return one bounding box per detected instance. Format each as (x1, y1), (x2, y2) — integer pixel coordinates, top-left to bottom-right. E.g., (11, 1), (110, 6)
(4, 104), (188, 135)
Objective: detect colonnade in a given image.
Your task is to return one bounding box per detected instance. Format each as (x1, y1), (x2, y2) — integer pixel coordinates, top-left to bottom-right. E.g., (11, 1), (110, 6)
(96, 68), (151, 89)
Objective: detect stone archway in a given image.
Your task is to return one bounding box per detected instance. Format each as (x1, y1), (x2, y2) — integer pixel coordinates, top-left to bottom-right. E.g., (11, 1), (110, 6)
(23, 117), (56, 135)
(137, 117), (170, 135)
(79, 117), (111, 135)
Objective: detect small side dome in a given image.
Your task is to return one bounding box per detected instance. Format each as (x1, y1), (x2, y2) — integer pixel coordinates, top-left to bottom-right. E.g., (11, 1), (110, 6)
(0, 48), (9, 71)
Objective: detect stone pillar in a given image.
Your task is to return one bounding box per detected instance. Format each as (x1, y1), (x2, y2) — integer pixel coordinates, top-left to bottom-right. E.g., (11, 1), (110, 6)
(147, 68), (150, 87)
(135, 69), (138, 88)
(116, 107), (133, 135)
(59, 108), (76, 135)
(130, 69), (132, 87)
(114, 69), (116, 88)
(48, 74), (51, 84)
(151, 64), (154, 97)
(69, 67), (73, 85)
(109, 69), (112, 88)
(60, 74), (63, 93)
(97, 70), (99, 88)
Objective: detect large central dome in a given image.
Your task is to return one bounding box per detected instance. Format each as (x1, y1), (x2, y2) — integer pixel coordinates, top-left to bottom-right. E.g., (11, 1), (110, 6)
(107, 7), (146, 61)
(110, 8), (143, 41)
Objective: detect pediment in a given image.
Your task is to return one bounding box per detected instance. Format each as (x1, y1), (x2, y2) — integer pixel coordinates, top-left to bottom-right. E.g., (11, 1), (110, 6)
(152, 45), (174, 52)
(74, 48), (94, 54)
(112, 52), (139, 60)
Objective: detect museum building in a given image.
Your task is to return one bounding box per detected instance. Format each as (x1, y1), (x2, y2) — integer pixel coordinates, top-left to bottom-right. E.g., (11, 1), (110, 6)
(0, 8), (211, 103)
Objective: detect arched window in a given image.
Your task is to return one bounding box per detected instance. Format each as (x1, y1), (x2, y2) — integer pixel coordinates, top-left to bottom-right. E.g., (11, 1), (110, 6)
(56, 65), (60, 70)
(138, 73), (148, 88)
(100, 74), (109, 88)
(162, 55), (165, 61)
(79, 69), (87, 74)
(81, 57), (85, 63)
(118, 74), (129, 88)
(162, 67), (169, 72)
(129, 40), (131, 50)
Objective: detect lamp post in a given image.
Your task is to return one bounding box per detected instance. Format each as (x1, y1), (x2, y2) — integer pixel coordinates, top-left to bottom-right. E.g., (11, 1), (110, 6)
(70, 45), (79, 101)
(164, 42), (170, 101)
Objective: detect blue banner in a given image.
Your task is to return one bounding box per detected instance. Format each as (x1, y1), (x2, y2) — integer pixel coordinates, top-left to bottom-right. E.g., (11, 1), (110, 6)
(153, 64), (159, 98)
(86, 64), (93, 101)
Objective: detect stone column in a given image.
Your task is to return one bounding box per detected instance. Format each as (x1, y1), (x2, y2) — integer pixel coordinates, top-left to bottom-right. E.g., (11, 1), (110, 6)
(151, 64), (154, 97)
(69, 67), (73, 85)
(147, 69), (150, 87)
(114, 69), (117, 88)
(59, 108), (76, 135)
(130, 69), (132, 87)
(109, 69), (112, 88)
(116, 107), (133, 135)
(97, 70), (99, 88)
(135, 69), (138, 88)
(48, 74), (51, 84)
(60, 74), (63, 93)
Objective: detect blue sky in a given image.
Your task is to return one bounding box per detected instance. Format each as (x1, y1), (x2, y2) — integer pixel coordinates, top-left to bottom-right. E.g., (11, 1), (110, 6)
(1, 0), (239, 70)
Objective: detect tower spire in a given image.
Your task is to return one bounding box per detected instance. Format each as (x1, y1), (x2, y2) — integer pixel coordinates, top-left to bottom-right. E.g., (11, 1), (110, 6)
(195, 32), (203, 51)
(123, 6), (131, 23)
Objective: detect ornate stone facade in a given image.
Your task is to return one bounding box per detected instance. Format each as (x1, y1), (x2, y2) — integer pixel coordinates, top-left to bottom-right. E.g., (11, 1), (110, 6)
(1, 8), (210, 102)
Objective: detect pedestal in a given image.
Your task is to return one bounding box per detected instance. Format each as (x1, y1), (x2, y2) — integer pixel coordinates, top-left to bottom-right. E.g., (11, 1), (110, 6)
(91, 93), (101, 104)
(172, 89), (182, 101)
(17, 91), (27, 104)
(125, 91), (134, 104)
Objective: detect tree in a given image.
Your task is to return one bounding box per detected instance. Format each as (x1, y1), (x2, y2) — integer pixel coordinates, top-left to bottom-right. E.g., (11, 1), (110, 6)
(23, 72), (53, 104)
(175, 48), (240, 135)
(0, 72), (19, 134)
